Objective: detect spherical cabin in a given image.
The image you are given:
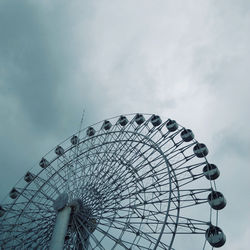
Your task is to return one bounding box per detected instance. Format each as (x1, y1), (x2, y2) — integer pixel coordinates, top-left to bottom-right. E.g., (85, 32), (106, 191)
(118, 115), (128, 126)
(24, 171), (35, 183)
(208, 191), (226, 210)
(55, 146), (64, 156)
(0, 205), (6, 217)
(166, 120), (178, 132)
(203, 164), (220, 180)
(150, 115), (162, 127)
(87, 127), (95, 136)
(206, 225), (226, 248)
(9, 188), (19, 199)
(135, 114), (145, 125)
(102, 120), (112, 131)
(193, 143), (208, 158)
(71, 135), (79, 145)
(39, 158), (49, 169)
(181, 129), (194, 142)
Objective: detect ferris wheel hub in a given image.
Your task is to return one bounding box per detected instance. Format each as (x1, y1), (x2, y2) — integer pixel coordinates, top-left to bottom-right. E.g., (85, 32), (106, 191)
(53, 193), (69, 211)
(69, 199), (97, 235)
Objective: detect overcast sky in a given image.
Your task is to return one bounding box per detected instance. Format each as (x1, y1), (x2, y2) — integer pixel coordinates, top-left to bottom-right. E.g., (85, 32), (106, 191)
(0, 0), (249, 249)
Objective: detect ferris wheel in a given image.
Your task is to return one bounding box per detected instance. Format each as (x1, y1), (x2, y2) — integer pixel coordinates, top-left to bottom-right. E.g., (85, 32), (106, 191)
(0, 113), (226, 249)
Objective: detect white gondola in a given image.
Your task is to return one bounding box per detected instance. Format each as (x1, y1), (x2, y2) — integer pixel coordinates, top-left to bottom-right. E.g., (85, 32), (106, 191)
(206, 225), (226, 248)
(181, 129), (194, 142)
(208, 191), (226, 210)
(151, 115), (162, 127)
(118, 115), (128, 126)
(55, 146), (64, 156)
(135, 114), (145, 125)
(71, 135), (79, 145)
(39, 157), (49, 169)
(102, 120), (112, 130)
(87, 127), (95, 136)
(203, 164), (220, 180)
(166, 119), (178, 132)
(193, 143), (208, 158)
(24, 171), (35, 183)
(0, 206), (5, 217)
(9, 188), (19, 199)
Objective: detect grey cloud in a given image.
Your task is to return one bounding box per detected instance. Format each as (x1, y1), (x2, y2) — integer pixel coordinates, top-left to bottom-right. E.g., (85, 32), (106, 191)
(214, 129), (250, 160)
(0, 0), (97, 136)
(0, 1), (61, 133)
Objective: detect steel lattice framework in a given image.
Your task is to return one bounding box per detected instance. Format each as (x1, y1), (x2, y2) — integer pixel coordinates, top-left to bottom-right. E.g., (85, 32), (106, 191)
(0, 113), (226, 249)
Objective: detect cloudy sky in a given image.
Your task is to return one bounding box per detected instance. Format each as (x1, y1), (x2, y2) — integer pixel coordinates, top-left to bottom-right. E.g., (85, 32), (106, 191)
(0, 0), (249, 249)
